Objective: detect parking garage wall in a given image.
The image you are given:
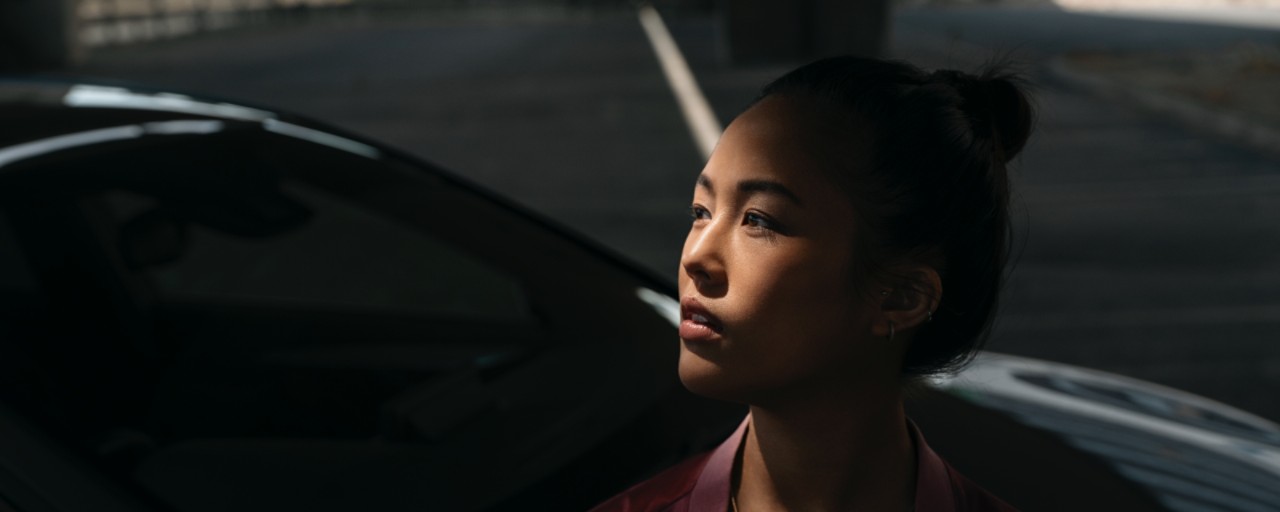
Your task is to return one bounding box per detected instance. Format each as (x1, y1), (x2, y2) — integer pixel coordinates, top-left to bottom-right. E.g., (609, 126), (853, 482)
(78, 0), (355, 47)
(0, 0), (354, 70)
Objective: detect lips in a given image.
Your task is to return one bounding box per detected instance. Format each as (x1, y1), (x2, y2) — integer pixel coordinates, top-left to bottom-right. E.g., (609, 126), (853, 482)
(679, 297), (723, 342)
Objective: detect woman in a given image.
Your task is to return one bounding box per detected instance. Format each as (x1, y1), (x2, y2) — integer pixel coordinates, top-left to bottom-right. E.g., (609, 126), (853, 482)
(593, 56), (1033, 511)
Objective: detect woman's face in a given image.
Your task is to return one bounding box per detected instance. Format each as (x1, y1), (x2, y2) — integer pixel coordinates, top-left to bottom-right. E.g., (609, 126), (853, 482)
(677, 95), (898, 405)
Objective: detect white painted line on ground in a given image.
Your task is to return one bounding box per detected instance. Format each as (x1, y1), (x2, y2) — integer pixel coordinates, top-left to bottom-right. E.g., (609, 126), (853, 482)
(637, 3), (722, 160)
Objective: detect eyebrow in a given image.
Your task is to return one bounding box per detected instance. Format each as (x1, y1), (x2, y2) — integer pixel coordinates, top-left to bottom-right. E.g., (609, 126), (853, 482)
(697, 174), (803, 206)
(740, 179), (803, 206)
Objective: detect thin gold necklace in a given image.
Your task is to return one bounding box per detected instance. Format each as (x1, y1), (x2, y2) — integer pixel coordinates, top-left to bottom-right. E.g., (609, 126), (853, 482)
(731, 495), (739, 512)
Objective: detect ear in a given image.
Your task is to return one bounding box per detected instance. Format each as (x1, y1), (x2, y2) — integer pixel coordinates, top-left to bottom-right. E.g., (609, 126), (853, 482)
(870, 266), (942, 340)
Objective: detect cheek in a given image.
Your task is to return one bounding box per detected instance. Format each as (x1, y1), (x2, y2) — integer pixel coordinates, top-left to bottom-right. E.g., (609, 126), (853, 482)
(751, 240), (881, 365)
(739, 241), (857, 326)
(677, 225), (879, 401)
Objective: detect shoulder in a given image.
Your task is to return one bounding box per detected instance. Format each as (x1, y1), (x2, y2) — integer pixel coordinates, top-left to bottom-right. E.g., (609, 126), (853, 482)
(587, 451), (714, 512)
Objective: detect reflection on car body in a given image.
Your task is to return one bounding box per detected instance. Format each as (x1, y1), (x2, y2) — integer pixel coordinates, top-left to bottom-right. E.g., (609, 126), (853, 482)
(0, 79), (1277, 512)
(936, 354), (1280, 510)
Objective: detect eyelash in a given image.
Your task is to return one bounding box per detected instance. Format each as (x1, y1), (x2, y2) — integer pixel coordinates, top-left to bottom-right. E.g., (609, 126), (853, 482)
(689, 205), (711, 221)
(742, 211), (775, 232)
(688, 205), (780, 235)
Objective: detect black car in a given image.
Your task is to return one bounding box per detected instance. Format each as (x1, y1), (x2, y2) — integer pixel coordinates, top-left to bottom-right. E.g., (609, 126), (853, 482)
(1, 79), (1278, 512)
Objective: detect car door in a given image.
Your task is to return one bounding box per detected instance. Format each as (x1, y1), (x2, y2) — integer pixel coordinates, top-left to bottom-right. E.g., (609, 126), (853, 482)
(0, 108), (704, 511)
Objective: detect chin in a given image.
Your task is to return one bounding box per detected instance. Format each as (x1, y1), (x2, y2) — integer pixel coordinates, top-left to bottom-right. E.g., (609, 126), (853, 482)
(677, 345), (747, 403)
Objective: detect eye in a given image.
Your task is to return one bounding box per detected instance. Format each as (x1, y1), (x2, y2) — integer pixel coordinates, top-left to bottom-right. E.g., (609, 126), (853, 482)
(743, 211), (776, 231)
(689, 205), (711, 221)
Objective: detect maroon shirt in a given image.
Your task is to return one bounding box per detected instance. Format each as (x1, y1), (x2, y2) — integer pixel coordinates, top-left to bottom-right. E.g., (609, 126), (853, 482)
(590, 416), (1017, 512)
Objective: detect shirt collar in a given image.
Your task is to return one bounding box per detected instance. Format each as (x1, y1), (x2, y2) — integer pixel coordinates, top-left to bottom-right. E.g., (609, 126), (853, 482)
(688, 415), (748, 511)
(687, 415), (956, 512)
(909, 418), (957, 512)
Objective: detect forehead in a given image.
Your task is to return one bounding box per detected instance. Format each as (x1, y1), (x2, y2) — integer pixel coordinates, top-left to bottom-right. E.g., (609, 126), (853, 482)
(702, 95), (865, 207)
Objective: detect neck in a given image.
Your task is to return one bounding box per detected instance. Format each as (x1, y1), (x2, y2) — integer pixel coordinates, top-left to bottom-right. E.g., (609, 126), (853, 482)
(735, 390), (915, 512)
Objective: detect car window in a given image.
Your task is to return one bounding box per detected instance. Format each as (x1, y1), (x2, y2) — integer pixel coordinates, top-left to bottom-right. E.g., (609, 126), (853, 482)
(0, 119), (676, 512)
(0, 125), (551, 511)
(99, 183), (529, 322)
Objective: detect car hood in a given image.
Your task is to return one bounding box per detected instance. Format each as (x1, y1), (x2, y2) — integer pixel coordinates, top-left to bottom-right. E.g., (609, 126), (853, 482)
(938, 352), (1280, 510)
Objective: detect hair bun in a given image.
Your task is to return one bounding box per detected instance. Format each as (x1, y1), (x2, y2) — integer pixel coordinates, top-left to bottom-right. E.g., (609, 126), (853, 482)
(929, 67), (1034, 163)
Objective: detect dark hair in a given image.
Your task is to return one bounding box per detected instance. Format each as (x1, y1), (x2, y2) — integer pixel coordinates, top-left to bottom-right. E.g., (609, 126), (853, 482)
(755, 56), (1035, 377)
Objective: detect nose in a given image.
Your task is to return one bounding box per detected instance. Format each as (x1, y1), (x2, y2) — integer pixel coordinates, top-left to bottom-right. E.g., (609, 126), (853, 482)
(680, 218), (728, 295)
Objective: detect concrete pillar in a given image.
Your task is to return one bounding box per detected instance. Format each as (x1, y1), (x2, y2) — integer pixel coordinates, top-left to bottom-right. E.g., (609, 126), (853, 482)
(0, 0), (83, 70)
(722, 0), (889, 65)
